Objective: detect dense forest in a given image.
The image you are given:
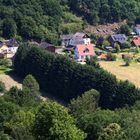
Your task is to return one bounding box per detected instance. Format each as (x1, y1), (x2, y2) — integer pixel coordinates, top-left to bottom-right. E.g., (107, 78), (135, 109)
(0, 0), (84, 44)
(9, 43), (140, 140)
(69, 0), (140, 24)
(0, 0), (140, 44)
(14, 43), (140, 109)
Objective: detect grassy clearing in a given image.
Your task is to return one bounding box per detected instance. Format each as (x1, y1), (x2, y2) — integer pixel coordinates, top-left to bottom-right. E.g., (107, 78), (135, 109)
(0, 65), (12, 74)
(0, 73), (22, 90)
(100, 61), (140, 88)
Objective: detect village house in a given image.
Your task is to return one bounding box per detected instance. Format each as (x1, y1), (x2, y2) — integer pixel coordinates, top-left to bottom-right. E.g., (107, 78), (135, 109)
(74, 44), (95, 61)
(39, 42), (55, 53)
(0, 39), (19, 58)
(108, 34), (128, 47)
(60, 34), (73, 47)
(135, 24), (140, 35)
(29, 41), (56, 53)
(61, 32), (91, 47)
(131, 36), (140, 47)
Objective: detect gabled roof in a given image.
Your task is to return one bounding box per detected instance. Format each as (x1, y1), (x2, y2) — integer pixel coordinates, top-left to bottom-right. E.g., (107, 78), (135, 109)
(60, 34), (73, 40)
(61, 32), (89, 41)
(73, 32), (89, 38)
(5, 39), (19, 47)
(132, 37), (140, 46)
(110, 34), (127, 43)
(0, 39), (19, 48)
(40, 42), (54, 49)
(76, 44), (95, 56)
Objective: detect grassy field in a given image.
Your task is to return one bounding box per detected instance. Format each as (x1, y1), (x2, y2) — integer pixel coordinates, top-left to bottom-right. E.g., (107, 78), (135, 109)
(100, 61), (140, 88)
(0, 65), (12, 74)
(0, 65), (22, 90)
(0, 74), (22, 90)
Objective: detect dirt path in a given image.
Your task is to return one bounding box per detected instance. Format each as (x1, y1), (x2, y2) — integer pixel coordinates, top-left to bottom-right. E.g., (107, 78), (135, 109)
(0, 74), (22, 90)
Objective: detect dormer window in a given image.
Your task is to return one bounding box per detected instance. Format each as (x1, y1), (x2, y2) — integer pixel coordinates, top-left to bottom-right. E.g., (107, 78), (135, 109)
(83, 48), (89, 53)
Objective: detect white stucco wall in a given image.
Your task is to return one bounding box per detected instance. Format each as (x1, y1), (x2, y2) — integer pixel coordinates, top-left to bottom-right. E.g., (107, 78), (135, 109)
(83, 38), (91, 45)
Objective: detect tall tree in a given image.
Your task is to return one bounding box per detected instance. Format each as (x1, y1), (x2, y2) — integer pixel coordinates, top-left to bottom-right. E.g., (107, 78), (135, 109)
(2, 18), (17, 39)
(33, 102), (86, 140)
(69, 89), (100, 118)
(23, 74), (39, 93)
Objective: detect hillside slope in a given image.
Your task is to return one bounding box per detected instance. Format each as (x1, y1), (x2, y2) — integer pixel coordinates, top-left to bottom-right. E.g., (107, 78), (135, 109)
(0, 0), (140, 43)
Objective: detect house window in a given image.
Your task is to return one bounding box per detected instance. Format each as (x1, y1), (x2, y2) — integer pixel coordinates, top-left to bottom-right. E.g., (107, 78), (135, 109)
(83, 48), (89, 53)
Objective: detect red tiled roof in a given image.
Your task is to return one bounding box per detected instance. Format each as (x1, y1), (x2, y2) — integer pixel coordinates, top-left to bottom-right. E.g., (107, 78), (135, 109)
(99, 53), (107, 59)
(76, 44), (95, 56)
(132, 37), (140, 46)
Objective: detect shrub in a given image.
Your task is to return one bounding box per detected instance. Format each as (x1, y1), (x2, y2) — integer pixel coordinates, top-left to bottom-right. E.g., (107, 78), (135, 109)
(0, 59), (11, 67)
(0, 81), (5, 92)
(124, 57), (132, 66)
(86, 56), (100, 68)
(107, 53), (117, 61)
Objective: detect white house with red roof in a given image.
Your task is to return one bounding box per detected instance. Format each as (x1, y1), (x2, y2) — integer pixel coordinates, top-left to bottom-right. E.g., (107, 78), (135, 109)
(74, 44), (95, 61)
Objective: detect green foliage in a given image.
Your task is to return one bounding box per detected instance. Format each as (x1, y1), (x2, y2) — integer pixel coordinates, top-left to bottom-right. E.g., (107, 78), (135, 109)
(14, 43), (140, 109)
(98, 123), (125, 140)
(0, 59), (11, 67)
(0, 131), (12, 140)
(69, 0), (140, 24)
(33, 102), (86, 140)
(2, 18), (17, 39)
(4, 86), (40, 107)
(23, 74), (39, 93)
(0, 0), (83, 43)
(86, 56), (100, 68)
(114, 43), (121, 53)
(77, 109), (120, 140)
(5, 110), (35, 140)
(107, 53), (117, 61)
(103, 40), (110, 47)
(121, 43), (131, 49)
(134, 47), (140, 54)
(120, 24), (131, 36)
(69, 89), (100, 118)
(0, 81), (5, 92)
(124, 57), (132, 66)
(0, 98), (19, 130)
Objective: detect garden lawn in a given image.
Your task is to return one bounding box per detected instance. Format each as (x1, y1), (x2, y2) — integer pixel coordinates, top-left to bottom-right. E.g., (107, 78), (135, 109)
(0, 65), (12, 74)
(100, 61), (140, 88)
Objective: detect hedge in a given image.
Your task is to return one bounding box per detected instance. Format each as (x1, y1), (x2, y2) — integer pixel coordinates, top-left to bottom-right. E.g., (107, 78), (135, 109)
(14, 43), (140, 109)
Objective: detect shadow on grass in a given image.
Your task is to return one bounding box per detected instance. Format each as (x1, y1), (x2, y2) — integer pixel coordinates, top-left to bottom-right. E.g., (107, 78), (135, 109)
(6, 70), (23, 84)
(120, 64), (129, 67)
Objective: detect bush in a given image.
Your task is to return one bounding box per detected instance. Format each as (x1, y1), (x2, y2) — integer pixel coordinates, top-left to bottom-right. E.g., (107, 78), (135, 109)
(0, 59), (11, 67)
(107, 53), (117, 61)
(86, 56), (100, 68)
(0, 81), (5, 92)
(124, 57), (132, 66)
(69, 89), (100, 118)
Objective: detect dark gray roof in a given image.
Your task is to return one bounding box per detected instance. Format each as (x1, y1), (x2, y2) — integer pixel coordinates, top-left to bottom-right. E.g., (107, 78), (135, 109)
(39, 42), (54, 49)
(110, 34), (127, 43)
(0, 39), (19, 48)
(73, 32), (87, 38)
(60, 34), (73, 40)
(61, 32), (89, 40)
